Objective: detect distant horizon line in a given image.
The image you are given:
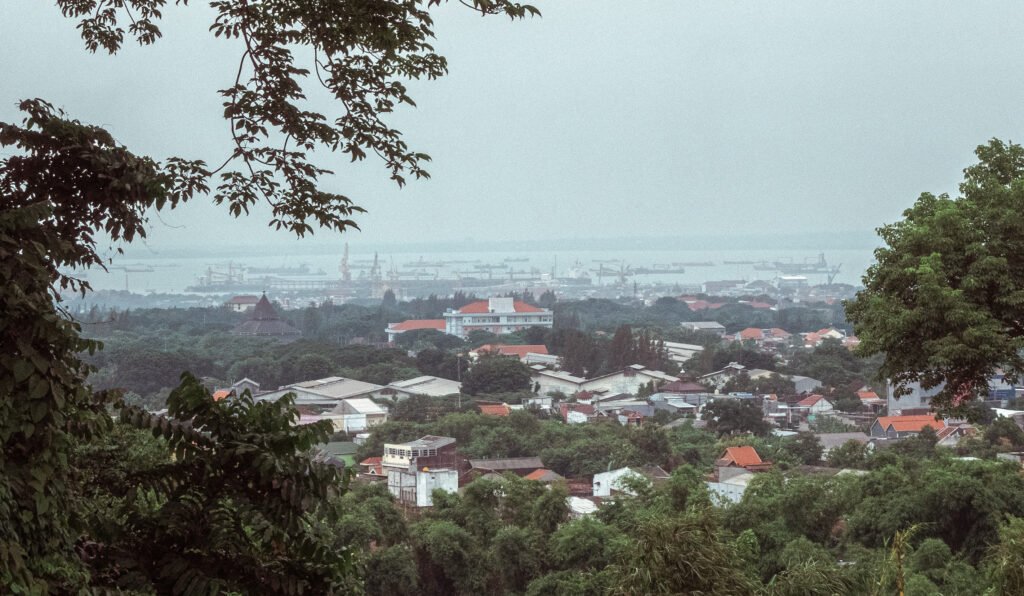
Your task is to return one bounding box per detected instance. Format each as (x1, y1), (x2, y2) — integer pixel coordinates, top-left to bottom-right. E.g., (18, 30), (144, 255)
(119, 230), (883, 260)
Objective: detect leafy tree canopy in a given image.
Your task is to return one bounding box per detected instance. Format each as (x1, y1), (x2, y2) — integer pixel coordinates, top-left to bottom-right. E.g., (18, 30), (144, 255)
(702, 399), (771, 437)
(847, 139), (1024, 414)
(460, 354), (531, 396)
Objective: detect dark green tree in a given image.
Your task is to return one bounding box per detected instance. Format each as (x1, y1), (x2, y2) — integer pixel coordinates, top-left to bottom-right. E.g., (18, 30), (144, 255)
(460, 355), (532, 396)
(826, 440), (869, 469)
(1, 0), (538, 590)
(785, 432), (824, 465)
(702, 399), (771, 437)
(108, 374), (355, 593)
(847, 140), (1024, 414)
(607, 324), (636, 370)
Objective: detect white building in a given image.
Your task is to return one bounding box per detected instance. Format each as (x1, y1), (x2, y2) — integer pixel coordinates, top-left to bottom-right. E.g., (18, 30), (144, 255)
(385, 319), (446, 343)
(706, 467), (756, 505)
(258, 377), (388, 432)
(790, 375), (823, 394)
(663, 341), (704, 365)
(259, 376), (385, 404)
(382, 436), (459, 507)
(531, 364), (678, 398)
(680, 321), (726, 337)
(443, 297), (553, 339)
(531, 367), (588, 397)
(381, 375), (462, 400)
(225, 295), (260, 312)
(886, 380), (944, 414)
(592, 465), (670, 497)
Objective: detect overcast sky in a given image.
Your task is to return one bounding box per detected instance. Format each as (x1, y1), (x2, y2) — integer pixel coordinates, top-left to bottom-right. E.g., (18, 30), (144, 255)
(3, 1), (1024, 252)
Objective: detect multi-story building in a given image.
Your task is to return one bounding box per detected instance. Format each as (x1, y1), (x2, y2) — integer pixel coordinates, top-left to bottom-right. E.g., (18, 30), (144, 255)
(382, 435), (459, 507)
(443, 297), (553, 339)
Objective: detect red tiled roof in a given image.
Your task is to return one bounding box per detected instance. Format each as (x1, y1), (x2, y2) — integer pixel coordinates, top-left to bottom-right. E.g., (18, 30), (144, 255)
(797, 394), (825, 407)
(389, 319), (446, 332)
(478, 403), (512, 417)
(857, 390), (880, 401)
(524, 468), (565, 482)
(212, 389), (231, 401)
(721, 446), (763, 467)
(685, 300), (726, 311)
(769, 328), (791, 338)
(749, 302), (774, 309)
(360, 457), (383, 476)
(458, 300), (544, 314)
(525, 468), (548, 481)
(661, 380), (707, 394)
(875, 415), (943, 433)
(226, 295), (260, 304)
(738, 328), (764, 340)
(474, 344), (549, 358)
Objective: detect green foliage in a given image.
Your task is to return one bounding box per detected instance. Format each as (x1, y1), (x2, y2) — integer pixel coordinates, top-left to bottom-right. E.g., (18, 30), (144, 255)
(826, 440), (870, 469)
(784, 432), (824, 465)
(411, 520), (484, 595)
(723, 372), (797, 396)
(1, 0), (543, 591)
(550, 517), (623, 571)
(910, 538), (952, 582)
(460, 354), (532, 396)
(687, 342), (777, 378)
(784, 338), (877, 390)
(491, 526), (545, 593)
(109, 373), (355, 593)
(0, 99), (200, 591)
(365, 545), (419, 596)
(984, 515), (1024, 595)
(702, 399), (771, 437)
(609, 512), (759, 595)
(847, 139), (1024, 415)
(808, 415), (859, 434)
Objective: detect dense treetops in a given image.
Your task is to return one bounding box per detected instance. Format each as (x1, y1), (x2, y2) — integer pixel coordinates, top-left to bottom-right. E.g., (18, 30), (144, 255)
(334, 407), (1024, 594)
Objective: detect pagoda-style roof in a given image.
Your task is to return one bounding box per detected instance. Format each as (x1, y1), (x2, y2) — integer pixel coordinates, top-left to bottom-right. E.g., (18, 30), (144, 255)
(231, 294), (301, 339)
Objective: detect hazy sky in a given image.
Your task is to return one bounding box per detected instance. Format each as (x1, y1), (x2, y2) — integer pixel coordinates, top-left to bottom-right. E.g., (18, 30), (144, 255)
(3, 1), (1024, 252)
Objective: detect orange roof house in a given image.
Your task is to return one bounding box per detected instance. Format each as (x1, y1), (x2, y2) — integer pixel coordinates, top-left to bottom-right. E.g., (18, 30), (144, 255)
(796, 394), (833, 410)
(212, 389), (232, 401)
(386, 319), (447, 342)
(857, 390), (881, 401)
(477, 403), (512, 417)
(738, 328), (765, 341)
(443, 297), (553, 339)
(716, 446), (772, 471)
(457, 300), (543, 314)
(525, 468), (565, 483)
(870, 415), (944, 439)
(389, 319), (446, 332)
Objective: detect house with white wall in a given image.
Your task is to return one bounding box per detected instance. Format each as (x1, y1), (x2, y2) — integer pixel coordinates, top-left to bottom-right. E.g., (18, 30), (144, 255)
(382, 436), (459, 507)
(443, 297), (553, 339)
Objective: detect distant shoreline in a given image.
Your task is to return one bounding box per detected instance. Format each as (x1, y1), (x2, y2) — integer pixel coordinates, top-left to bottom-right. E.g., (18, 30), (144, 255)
(117, 230), (882, 260)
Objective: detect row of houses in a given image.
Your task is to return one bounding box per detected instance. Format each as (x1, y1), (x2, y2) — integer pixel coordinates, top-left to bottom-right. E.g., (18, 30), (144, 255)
(358, 434), (684, 512)
(531, 364), (679, 398)
(697, 361), (823, 394)
(215, 373), (464, 433)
